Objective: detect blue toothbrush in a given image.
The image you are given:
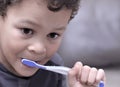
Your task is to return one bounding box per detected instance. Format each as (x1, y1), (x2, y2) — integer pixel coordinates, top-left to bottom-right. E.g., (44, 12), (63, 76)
(22, 59), (70, 75)
(21, 59), (104, 87)
(99, 81), (104, 87)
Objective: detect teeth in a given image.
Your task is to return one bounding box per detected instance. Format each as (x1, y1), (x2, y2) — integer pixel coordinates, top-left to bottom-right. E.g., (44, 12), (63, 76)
(22, 58), (40, 63)
(35, 61), (40, 63)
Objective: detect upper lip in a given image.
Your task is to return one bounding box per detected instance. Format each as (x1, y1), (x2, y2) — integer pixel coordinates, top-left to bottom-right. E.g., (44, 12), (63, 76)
(21, 57), (43, 62)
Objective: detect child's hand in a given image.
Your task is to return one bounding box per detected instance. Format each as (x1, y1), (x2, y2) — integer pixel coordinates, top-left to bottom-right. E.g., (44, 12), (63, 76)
(68, 62), (106, 87)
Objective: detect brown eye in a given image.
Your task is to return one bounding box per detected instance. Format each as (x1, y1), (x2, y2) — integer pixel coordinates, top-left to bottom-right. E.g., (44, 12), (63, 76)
(48, 32), (59, 39)
(22, 28), (33, 35)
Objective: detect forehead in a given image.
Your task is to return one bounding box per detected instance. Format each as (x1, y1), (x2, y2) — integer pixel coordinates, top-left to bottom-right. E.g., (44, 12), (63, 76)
(7, 0), (72, 17)
(5, 0), (72, 28)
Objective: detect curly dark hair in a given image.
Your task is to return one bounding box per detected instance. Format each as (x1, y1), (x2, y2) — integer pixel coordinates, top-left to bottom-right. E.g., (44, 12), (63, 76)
(0, 0), (80, 19)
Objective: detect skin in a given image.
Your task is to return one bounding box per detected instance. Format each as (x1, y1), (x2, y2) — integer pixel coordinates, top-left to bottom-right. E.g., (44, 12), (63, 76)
(0, 0), (71, 76)
(68, 62), (105, 87)
(0, 0), (105, 87)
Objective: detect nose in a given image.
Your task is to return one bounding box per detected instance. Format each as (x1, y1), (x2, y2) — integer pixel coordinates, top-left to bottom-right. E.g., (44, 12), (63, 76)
(27, 41), (46, 55)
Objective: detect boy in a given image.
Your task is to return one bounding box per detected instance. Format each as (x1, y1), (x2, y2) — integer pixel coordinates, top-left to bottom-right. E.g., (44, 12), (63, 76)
(0, 0), (105, 87)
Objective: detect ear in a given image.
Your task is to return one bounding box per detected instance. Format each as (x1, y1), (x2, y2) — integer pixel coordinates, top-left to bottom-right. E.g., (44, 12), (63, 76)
(0, 15), (3, 19)
(0, 16), (4, 28)
(0, 16), (4, 31)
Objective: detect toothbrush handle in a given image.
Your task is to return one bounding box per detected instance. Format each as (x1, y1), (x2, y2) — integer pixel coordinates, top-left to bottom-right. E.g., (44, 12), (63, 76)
(98, 81), (104, 87)
(45, 66), (71, 75)
(46, 66), (104, 87)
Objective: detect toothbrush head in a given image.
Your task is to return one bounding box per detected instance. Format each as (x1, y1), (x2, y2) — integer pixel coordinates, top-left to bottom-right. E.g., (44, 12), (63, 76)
(21, 59), (46, 70)
(22, 59), (37, 67)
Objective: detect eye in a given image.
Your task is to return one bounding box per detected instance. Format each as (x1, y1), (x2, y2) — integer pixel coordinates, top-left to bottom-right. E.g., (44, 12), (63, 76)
(21, 28), (33, 35)
(47, 32), (60, 39)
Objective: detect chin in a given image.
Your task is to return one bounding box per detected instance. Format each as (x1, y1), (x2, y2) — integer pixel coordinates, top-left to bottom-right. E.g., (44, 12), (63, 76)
(14, 68), (38, 77)
(17, 71), (37, 77)
(14, 62), (39, 77)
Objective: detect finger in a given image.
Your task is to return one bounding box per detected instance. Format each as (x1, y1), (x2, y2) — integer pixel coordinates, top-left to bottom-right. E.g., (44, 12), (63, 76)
(68, 62), (83, 86)
(96, 69), (106, 84)
(80, 65), (91, 84)
(76, 62), (83, 81)
(87, 67), (97, 85)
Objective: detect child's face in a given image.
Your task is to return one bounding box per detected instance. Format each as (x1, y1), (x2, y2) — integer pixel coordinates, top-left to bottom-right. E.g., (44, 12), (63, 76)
(0, 0), (71, 77)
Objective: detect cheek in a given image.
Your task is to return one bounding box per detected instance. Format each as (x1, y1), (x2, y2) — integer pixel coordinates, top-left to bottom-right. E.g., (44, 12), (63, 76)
(1, 32), (25, 56)
(2, 37), (21, 56)
(47, 41), (61, 57)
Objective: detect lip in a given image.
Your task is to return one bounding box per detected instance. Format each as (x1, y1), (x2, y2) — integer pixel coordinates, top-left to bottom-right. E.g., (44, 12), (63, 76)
(21, 58), (42, 64)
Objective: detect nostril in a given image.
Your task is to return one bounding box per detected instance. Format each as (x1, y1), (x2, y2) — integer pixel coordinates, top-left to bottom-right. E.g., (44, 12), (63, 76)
(27, 44), (46, 54)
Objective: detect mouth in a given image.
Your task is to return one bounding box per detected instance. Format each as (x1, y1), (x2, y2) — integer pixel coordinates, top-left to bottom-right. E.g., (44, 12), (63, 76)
(21, 58), (37, 68)
(21, 58), (42, 64)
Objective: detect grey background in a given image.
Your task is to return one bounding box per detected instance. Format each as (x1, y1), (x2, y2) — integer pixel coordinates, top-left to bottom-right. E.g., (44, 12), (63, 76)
(58, 0), (120, 87)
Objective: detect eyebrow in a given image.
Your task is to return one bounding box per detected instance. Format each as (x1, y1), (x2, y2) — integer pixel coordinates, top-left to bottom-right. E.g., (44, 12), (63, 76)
(18, 20), (39, 27)
(18, 20), (66, 31)
(54, 27), (66, 31)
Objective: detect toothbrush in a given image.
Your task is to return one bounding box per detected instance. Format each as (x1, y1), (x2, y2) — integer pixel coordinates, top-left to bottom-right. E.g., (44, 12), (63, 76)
(22, 59), (70, 75)
(21, 59), (104, 87)
(98, 81), (104, 87)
